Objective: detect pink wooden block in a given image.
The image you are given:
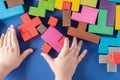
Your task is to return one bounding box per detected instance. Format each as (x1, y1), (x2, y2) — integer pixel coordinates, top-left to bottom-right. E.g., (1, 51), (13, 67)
(71, 6), (98, 24)
(41, 26), (63, 52)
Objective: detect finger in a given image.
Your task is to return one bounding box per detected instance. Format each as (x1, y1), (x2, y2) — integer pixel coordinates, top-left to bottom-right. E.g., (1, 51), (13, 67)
(19, 49), (33, 64)
(3, 28), (10, 47)
(74, 40), (83, 57)
(77, 49), (87, 63)
(7, 27), (12, 47)
(0, 33), (5, 48)
(41, 53), (53, 66)
(69, 37), (77, 55)
(59, 38), (69, 56)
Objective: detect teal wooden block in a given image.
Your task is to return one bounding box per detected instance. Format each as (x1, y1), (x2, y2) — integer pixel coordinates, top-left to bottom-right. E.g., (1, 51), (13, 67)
(0, 0), (24, 20)
(88, 9), (114, 35)
(109, 0), (120, 3)
(99, 31), (120, 54)
(29, 0), (55, 17)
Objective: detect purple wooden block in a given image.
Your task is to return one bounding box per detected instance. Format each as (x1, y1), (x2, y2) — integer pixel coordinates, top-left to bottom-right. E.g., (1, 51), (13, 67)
(99, 0), (116, 26)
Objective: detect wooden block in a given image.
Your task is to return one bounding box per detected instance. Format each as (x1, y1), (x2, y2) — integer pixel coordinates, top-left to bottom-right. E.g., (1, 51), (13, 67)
(88, 9), (114, 35)
(41, 43), (52, 54)
(99, 31), (120, 54)
(59, 36), (66, 46)
(5, 0), (24, 8)
(41, 26), (63, 52)
(62, 1), (71, 10)
(29, 0), (55, 17)
(115, 5), (120, 30)
(0, 0), (24, 20)
(81, 0), (98, 7)
(109, 52), (120, 64)
(18, 13), (42, 42)
(107, 63), (117, 72)
(62, 10), (71, 27)
(71, 6), (98, 24)
(109, 0), (120, 3)
(99, 55), (109, 64)
(99, 0), (116, 26)
(109, 47), (120, 54)
(55, 0), (80, 11)
(48, 16), (58, 27)
(67, 22), (100, 44)
(37, 24), (47, 34)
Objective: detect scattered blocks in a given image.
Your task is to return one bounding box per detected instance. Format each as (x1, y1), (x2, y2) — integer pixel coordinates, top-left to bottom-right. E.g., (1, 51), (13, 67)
(62, 1), (71, 10)
(62, 10), (71, 27)
(109, 52), (120, 64)
(55, 0), (80, 11)
(48, 16), (58, 27)
(41, 43), (52, 54)
(18, 13), (42, 42)
(0, 0), (24, 20)
(37, 24), (47, 34)
(71, 6), (98, 24)
(29, 0), (55, 17)
(67, 22), (100, 44)
(99, 0), (116, 26)
(81, 0), (98, 8)
(109, 0), (120, 3)
(41, 26), (63, 52)
(88, 9), (114, 35)
(115, 5), (120, 30)
(99, 31), (120, 54)
(5, 0), (24, 8)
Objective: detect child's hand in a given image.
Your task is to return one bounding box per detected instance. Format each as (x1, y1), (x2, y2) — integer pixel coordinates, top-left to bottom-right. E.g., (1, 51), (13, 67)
(0, 25), (33, 80)
(41, 37), (87, 80)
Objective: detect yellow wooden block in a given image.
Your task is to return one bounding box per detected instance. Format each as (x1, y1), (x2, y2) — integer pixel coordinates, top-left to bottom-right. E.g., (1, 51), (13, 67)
(55, 0), (81, 12)
(81, 0), (98, 8)
(115, 5), (120, 30)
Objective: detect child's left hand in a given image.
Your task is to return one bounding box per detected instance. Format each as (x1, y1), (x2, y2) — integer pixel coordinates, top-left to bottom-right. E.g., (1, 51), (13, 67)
(0, 25), (33, 80)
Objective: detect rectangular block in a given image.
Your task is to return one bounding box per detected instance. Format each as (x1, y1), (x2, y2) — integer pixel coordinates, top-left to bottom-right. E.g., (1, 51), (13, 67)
(115, 5), (120, 30)
(99, 55), (109, 64)
(62, 10), (71, 27)
(37, 24), (47, 34)
(81, 0), (98, 7)
(109, 0), (120, 3)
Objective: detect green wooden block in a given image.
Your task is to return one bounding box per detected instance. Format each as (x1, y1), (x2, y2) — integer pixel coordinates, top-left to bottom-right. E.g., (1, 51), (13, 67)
(81, 0), (98, 7)
(29, 0), (55, 17)
(88, 9), (114, 35)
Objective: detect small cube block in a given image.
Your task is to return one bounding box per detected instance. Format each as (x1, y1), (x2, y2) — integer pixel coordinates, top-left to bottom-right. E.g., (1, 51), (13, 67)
(62, 1), (71, 10)
(48, 16), (58, 27)
(37, 24), (47, 34)
(41, 43), (52, 54)
(109, 52), (120, 64)
(59, 36), (66, 46)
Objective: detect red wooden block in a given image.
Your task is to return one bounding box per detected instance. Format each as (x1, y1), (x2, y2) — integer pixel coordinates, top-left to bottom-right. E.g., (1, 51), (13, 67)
(48, 16), (58, 27)
(109, 52), (120, 64)
(62, 1), (71, 10)
(59, 36), (66, 46)
(41, 43), (52, 54)
(18, 13), (42, 42)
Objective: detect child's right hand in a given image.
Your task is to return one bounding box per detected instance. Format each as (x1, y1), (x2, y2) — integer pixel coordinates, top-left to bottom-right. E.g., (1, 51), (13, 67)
(41, 37), (87, 80)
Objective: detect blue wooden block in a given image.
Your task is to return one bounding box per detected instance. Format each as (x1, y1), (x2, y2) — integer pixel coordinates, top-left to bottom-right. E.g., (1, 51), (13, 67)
(0, 0), (24, 20)
(109, 0), (120, 3)
(99, 31), (120, 54)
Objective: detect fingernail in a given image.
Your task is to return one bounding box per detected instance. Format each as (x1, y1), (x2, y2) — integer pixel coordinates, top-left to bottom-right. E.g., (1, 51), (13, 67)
(10, 25), (14, 28)
(1, 33), (4, 36)
(30, 49), (33, 53)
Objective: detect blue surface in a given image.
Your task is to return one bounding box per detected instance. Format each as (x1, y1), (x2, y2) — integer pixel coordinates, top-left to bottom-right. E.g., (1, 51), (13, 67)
(1, 0), (120, 80)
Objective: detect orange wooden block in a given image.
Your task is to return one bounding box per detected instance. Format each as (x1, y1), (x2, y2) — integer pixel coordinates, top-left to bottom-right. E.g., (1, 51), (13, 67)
(59, 36), (66, 46)
(62, 1), (71, 10)
(109, 52), (120, 64)
(48, 16), (58, 27)
(41, 43), (52, 54)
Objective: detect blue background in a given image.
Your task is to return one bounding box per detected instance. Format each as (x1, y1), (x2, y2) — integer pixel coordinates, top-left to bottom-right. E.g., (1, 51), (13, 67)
(1, 0), (120, 80)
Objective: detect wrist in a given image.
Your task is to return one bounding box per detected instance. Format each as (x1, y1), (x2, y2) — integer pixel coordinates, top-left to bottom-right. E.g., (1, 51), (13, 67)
(55, 75), (72, 80)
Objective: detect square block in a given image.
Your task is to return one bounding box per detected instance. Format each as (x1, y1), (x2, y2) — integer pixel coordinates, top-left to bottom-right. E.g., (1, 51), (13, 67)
(109, 52), (120, 64)
(62, 1), (71, 10)
(48, 16), (58, 27)
(41, 43), (52, 54)
(37, 24), (47, 34)
(59, 36), (66, 46)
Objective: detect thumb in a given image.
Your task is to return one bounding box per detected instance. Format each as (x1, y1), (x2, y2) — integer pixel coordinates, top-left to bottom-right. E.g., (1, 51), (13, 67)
(41, 53), (53, 66)
(19, 49), (33, 63)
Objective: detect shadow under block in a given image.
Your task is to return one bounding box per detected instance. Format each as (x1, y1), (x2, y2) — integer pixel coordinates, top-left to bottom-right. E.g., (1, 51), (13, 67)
(0, 0), (24, 20)
(48, 16), (58, 27)
(81, 0), (98, 7)
(115, 5), (120, 30)
(88, 9), (114, 36)
(62, 10), (71, 27)
(109, 0), (120, 3)
(99, 0), (116, 26)
(37, 24), (47, 34)
(62, 1), (71, 10)
(41, 43), (52, 54)
(5, 0), (24, 8)
(55, 0), (80, 12)
(29, 0), (55, 17)
(71, 6), (98, 24)
(99, 31), (120, 54)
(18, 13), (42, 42)
(41, 26), (63, 53)
(67, 22), (100, 44)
